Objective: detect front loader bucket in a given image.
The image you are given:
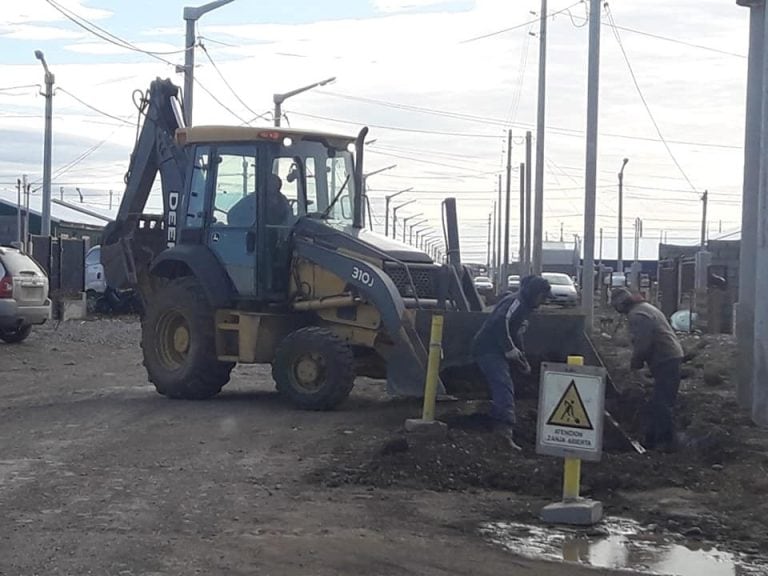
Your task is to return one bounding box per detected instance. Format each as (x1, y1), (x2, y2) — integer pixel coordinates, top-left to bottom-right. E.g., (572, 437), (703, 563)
(414, 308), (592, 396)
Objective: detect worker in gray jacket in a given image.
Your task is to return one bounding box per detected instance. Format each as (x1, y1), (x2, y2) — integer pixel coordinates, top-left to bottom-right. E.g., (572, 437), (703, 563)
(611, 287), (684, 450)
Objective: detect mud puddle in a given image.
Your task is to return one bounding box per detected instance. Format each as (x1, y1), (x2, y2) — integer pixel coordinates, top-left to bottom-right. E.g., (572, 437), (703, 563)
(481, 518), (767, 575)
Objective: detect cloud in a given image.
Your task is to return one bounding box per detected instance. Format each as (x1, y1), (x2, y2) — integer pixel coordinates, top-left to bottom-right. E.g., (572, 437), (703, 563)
(0, 24), (83, 41)
(372, 0), (458, 12)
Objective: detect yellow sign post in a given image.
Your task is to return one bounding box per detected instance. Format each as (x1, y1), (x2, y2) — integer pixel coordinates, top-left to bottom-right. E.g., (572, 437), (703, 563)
(404, 313), (448, 437)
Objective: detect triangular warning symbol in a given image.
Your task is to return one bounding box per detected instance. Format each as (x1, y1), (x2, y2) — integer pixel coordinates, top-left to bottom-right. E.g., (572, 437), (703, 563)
(546, 380), (594, 430)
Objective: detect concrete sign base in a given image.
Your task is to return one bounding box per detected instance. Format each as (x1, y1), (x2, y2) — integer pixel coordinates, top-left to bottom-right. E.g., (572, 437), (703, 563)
(540, 499), (603, 526)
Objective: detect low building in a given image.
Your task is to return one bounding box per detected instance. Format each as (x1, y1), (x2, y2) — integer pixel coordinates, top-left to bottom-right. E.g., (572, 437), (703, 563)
(0, 189), (113, 246)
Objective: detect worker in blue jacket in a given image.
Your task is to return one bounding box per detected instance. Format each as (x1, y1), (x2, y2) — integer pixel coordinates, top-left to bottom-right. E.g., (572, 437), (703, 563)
(472, 275), (552, 450)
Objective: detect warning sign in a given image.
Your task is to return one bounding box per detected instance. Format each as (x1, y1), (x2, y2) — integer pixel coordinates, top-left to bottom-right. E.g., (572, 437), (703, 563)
(546, 380), (594, 430)
(536, 363), (606, 462)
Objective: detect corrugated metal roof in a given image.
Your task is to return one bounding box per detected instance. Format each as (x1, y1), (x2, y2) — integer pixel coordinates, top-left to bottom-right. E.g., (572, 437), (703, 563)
(0, 189), (115, 228)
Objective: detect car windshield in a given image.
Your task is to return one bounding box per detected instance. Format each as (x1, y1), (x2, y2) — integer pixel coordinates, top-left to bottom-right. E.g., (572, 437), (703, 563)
(543, 273), (573, 286)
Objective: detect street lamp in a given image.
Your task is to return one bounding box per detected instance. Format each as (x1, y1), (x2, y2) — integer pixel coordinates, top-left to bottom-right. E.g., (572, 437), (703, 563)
(35, 50), (54, 236)
(273, 76), (336, 127)
(618, 157), (629, 274)
(384, 187), (412, 237)
(408, 219), (429, 244)
(400, 213), (423, 243)
(182, 0), (236, 126)
(414, 227), (431, 248)
(391, 199), (417, 240)
(363, 163), (396, 230)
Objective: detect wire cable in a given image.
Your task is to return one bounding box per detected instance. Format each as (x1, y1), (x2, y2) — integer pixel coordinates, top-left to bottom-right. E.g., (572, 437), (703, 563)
(460, 1), (584, 44)
(44, 0), (181, 66)
(605, 3), (698, 194)
(198, 41), (271, 123)
(57, 88), (133, 125)
(193, 76), (249, 124)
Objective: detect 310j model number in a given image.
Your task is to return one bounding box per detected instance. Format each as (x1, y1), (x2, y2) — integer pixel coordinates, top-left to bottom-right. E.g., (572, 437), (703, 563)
(352, 266), (374, 287)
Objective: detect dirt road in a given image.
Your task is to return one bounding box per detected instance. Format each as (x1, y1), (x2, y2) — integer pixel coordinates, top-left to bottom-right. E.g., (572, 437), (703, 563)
(1, 319), (641, 576)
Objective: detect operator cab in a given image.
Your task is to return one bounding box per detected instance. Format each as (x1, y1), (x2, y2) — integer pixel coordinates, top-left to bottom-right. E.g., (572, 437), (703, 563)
(175, 126), (359, 302)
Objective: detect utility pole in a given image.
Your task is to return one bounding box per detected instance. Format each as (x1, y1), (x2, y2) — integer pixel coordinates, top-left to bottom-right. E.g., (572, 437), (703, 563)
(497, 174), (503, 291)
(504, 130), (512, 280)
(16, 178), (22, 248)
(700, 189), (709, 248)
(581, 0), (601, 329)
(532, 0), (548, 276)
(487, 211), (493, 269)
(524, 131), (533, 276)
(34, 51), (54, 237)
(109, 190), (113, 210)
(491, 200), (497, 276)
(59, 186), (64, 201)
(737, 0), (764, 411)
(599, 227), (603, 267)
(752, 0), (768, 425)
(23, 175), (30, 251)
(182, 0), (235, 126)
(519, 162), (525, 268)
(618, 158), (629, 275)
(559, 222), (564, 242)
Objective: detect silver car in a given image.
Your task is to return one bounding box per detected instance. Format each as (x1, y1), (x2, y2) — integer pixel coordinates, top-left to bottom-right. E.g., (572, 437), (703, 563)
(0, 246), (51, 343)
(542, 272), (578, 307)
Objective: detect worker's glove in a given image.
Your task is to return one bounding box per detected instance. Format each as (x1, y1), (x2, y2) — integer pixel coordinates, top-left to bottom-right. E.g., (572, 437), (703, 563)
(505, 348), (531, 374)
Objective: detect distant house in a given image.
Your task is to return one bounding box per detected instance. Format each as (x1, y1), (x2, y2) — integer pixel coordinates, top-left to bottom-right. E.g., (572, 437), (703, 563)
(0, 189), (114, 245)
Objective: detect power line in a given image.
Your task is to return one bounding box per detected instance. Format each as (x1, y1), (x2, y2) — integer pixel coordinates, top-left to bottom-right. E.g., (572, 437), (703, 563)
(608, 22), (746, 60)
(460, 1), (583, 44)
(44, 0), (180, 66)
(605, 4), (699, 195)
(193, 76), (248, 124)
(315, 90), (741, 150)
(285, 110), (502, 139)
(0, 84), (39, 93)
(198, 41), (271, 124)
(57, 88), (133, 125)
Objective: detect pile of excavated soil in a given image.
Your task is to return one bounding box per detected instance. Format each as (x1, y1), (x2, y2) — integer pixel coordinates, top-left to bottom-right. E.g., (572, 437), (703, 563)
(313, 326), (768, 554)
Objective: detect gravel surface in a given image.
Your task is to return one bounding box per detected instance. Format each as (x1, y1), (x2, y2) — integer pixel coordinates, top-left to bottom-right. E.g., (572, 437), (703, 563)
(1, 318), (643, 576)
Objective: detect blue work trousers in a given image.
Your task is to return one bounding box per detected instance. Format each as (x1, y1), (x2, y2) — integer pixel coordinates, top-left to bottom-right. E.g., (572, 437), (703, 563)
(476, 353), (516, 426)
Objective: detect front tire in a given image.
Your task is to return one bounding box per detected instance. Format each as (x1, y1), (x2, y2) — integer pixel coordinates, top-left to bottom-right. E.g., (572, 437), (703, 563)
(141, 277), (233, 400)
(272, 327), (355, 410)
(0, 324), (32, 344)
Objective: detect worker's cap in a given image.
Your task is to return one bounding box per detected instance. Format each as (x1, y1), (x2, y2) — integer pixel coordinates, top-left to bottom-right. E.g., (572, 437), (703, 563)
(611, 287), (634, 311)
(520, 275), (552, 299)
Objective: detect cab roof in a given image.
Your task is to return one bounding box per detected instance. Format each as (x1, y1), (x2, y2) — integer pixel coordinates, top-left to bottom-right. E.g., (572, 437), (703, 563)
(177, 125), (357, 149)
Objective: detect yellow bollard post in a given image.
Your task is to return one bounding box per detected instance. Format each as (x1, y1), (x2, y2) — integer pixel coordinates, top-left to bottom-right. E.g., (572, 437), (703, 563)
(421, 313), (444, 421)
(563, 355), (584, 502)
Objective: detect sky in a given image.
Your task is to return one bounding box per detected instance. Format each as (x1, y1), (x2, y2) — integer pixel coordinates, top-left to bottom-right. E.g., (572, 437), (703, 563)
(0, 0), (751, 262)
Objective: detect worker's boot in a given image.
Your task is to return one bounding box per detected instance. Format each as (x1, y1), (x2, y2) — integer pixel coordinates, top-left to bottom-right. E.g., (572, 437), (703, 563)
(494, 423), (522, 452)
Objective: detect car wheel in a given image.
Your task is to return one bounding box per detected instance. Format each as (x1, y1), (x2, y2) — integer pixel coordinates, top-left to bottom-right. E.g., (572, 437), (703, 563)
(0, 324), (32, 344)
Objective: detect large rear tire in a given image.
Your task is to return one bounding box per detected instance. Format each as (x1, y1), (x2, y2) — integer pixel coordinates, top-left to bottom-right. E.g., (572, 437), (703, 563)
(272, 327), (355, 410)
(141, 277), (233, 400)
(0, 324), (32, 344)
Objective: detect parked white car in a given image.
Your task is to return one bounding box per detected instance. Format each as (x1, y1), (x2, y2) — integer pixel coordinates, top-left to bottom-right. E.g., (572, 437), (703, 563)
(0, 246), (51, 343)
(85, 245), (140, 314)
(473, 275), (494, 294)
(85, 245), (107, 294)
(542, 272), (578, 307)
